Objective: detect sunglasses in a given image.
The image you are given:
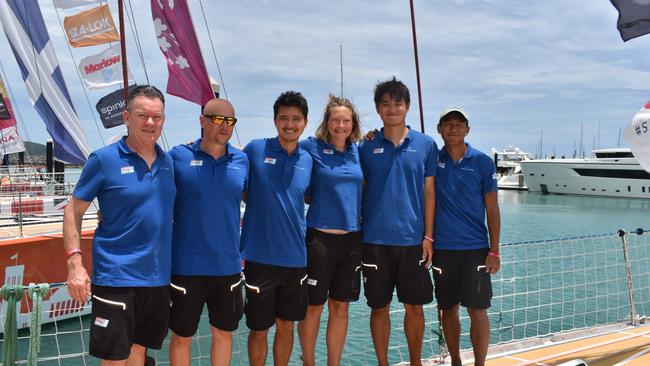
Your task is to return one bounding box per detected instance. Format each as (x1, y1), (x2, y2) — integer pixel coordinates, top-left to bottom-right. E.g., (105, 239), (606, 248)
(203, 114), (238, 126)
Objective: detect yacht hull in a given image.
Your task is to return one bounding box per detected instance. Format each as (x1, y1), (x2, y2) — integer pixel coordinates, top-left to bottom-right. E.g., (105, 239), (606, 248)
(521, 159), (650, 199)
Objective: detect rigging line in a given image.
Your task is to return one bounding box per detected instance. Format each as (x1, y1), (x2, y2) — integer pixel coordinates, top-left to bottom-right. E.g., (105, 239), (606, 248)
(125, 0), (150, 84)
(53, 4), (106, 147)
(198, 0), (228, 100)
(197, 0), (241, 147)
(408, 0), (426, 134)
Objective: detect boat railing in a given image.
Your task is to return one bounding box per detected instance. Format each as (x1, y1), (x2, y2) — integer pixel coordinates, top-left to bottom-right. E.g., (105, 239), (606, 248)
(0, 169), (97, 238)
(0, 228), (648, 365)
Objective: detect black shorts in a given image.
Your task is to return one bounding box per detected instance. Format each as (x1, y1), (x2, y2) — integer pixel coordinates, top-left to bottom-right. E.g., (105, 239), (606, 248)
(243, 261), (308, 331)
(432, 248), (492, 310)
(169, 273), (244, 335)
(361, 243), (433, 308)
(89, 285), (169, 361)
(306, 228), (363, 305)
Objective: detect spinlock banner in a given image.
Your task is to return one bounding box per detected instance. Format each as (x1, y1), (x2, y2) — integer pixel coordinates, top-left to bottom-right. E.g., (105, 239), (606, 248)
(64, 4), (119, 47)
(95, 84), (136, 129)
(78, 45), (134, 90)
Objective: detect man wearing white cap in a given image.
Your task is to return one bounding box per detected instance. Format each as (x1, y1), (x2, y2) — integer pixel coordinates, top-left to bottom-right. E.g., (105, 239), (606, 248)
(432, 107), (501, 366)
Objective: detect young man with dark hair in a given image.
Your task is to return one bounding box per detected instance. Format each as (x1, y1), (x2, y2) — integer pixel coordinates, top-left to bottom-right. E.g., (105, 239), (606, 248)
(241, 91), (313, 366)
(433, 107), (501, 366)
(359, 77), (438, 366)
(168, 98), (248, 366)
(63, 85), (176, 366)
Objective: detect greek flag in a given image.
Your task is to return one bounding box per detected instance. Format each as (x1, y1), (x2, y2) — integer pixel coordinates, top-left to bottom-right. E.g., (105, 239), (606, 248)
(0, 0), (91, 164)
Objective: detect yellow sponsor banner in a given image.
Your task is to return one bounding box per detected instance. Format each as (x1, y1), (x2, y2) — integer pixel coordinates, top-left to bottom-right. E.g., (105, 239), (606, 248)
(64, 4), (119, 47)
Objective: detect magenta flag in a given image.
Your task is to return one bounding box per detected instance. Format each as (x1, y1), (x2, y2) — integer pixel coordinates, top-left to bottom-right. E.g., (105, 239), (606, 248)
(151, 0), (213, 105)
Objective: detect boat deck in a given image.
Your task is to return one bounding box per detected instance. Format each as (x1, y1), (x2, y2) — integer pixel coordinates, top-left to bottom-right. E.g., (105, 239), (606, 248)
(0, 217), (97, 240)
(468, 322), (650, 365)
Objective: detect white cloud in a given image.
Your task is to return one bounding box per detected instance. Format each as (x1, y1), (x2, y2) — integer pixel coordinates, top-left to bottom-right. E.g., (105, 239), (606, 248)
(0, 0), (647, 155)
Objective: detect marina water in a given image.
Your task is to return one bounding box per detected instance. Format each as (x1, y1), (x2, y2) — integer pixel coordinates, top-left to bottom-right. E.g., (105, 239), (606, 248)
(4, 190), (650, 365)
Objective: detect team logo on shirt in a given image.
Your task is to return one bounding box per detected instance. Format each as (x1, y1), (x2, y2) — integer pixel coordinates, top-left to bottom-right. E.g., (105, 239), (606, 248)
(190, 160), (203, 166)
(323, 148), (334, 155)
(264, 157), (277, 165)
(438, 162), (446, 168)
(406, 148), (417, 153)
(373, 148), (384, 154)
(94, 317), (109, 327)
(492, 173), (498, 180)
(120, 166), (135, 174)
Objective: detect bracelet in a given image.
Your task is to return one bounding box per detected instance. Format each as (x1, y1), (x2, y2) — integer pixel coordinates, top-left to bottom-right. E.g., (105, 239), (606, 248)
(488, 251), (500, 258)
(423, 235), (434, 243)
(66, 248), (82, 259)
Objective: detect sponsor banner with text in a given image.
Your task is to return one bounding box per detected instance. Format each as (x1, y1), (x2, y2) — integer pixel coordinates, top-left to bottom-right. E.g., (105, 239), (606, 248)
(64, 4), (119, 47)
(78, 45), (133, 90)
(95, 84), (136, 129)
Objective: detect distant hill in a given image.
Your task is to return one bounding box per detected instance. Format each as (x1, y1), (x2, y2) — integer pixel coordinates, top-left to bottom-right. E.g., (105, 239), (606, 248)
(24, 141), (47, 157)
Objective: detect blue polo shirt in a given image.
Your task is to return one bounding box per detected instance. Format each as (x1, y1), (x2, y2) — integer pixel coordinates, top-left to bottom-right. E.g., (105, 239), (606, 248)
(169, 140), (248, 276)
(241, 138), (313, 267)
(300, 137), (362, 232)
(73, 137), (176, 287)
(359, 127), (438, 246)
(434, 143), (497, 250)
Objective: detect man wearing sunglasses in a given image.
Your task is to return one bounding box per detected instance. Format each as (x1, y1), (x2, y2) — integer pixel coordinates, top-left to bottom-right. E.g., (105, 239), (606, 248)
(167, 98), (249, 366)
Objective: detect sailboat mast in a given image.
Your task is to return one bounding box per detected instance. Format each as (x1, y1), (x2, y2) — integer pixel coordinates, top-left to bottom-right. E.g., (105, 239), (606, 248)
(118, 0), (128, 103)
(339, 45), (344, 97)
(408, 0), (425, 133)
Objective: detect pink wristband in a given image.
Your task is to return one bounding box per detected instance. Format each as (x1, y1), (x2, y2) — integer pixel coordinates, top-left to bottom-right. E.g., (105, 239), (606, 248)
(423, 235), (434, 243)
(488, 251), (500, 258)
(66, 248), (82, 259)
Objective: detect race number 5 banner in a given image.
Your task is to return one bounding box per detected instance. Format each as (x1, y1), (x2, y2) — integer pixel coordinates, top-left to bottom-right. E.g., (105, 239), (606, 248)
(624, 101), (650, 173)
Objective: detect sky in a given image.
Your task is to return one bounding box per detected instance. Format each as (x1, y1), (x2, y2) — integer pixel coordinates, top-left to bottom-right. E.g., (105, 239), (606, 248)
(1, 0), (649, 158)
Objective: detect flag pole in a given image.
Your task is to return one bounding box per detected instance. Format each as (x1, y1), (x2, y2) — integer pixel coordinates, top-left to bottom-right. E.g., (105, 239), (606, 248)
(409, 0), (425, 133)
(118, 0), (128, 103)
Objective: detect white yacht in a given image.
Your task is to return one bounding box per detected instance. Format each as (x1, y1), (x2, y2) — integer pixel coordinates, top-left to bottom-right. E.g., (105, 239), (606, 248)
(491, 146), (534, 190)
(521, 148), (650, 198)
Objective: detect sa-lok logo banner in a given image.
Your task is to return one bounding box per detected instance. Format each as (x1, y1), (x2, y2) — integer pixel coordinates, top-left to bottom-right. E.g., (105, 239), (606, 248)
(64, 4), (120, 47)
(79, 45), (134, 90)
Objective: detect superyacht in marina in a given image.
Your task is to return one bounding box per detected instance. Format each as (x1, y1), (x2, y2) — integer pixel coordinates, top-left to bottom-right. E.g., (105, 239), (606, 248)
(521, 148), (650, 199)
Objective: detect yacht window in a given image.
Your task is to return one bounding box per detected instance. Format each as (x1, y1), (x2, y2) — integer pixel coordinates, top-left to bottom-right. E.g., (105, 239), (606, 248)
(573, 169), (650, 179)
(594, 151), (634, 158)
(628, 186), (631, 192)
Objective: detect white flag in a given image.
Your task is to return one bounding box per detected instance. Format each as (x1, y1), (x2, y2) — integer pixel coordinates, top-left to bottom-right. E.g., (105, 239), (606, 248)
(78, 45), (134, 90)
(53, 0), (97, 10)
(623, 101), (650, 173)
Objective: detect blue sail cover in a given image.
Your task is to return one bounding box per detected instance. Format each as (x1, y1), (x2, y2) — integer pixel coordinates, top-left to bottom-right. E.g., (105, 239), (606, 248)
(0, 0), (91, 164)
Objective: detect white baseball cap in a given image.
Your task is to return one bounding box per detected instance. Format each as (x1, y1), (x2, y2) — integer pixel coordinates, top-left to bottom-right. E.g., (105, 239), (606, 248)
(439, 107), (469, 122)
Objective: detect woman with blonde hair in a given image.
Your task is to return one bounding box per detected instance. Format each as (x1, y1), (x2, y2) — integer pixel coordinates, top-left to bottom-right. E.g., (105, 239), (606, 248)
(297, 95), (363, 366)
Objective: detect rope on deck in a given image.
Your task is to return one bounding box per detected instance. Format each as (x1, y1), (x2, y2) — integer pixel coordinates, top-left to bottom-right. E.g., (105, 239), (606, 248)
(27, 283), (50, 366)
(1, 284), (24, 366)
